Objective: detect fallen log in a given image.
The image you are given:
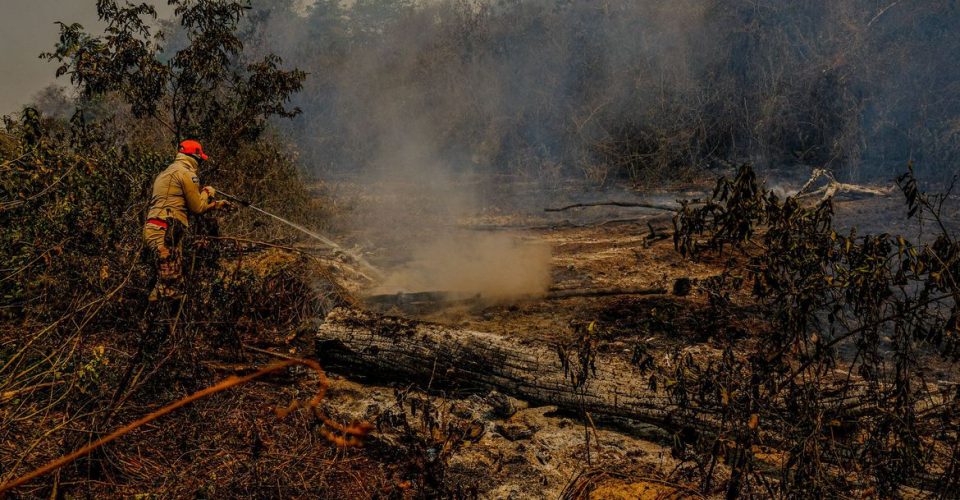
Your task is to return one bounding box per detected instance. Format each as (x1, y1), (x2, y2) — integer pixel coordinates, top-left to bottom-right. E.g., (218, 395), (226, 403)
(363, 287), (670, 314)
(315, 307), (709, 434)
(315, 308), (956, 494)
(316, 309), (954, 426)
(795, 168), (892, 201)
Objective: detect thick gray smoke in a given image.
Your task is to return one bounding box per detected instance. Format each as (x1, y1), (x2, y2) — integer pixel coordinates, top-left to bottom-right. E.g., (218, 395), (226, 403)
(238, 0), (960, 294)
(246, 0), (960, 182)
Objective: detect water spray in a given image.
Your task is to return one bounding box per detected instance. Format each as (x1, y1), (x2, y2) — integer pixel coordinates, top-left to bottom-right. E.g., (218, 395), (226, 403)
(217, 190), (384, 280)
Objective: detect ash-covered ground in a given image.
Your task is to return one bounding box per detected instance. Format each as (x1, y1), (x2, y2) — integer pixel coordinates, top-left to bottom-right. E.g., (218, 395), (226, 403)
(297, 168), (959, 497)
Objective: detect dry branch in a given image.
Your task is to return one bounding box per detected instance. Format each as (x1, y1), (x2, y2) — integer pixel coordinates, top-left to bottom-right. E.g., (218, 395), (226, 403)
(795, 168), (893, 201)
(545, 201), (679, 212)
(0, 357), (369, 495)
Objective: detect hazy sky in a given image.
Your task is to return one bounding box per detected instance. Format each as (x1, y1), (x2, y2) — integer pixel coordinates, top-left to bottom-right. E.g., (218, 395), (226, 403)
(0, 1), (173, 115)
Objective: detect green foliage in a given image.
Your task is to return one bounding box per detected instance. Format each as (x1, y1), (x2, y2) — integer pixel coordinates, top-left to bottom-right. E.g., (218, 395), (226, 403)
(1, 109), (164, 320)
(43, 0), (305, 149)
(0, 100), (332, 493)
(2, 1), (315, 321)
(669, 165), (960, 496)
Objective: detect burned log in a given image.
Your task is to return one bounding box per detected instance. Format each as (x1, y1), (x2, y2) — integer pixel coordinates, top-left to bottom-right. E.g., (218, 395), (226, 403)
(314, 308), (955, 493)
(545, 201), (679, 212)
(315, 308), (707, 434)
(795, 168), (893, 201)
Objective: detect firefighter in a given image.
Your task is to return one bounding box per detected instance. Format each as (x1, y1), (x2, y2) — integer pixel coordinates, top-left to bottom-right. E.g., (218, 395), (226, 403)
(144, 140), (231, 301)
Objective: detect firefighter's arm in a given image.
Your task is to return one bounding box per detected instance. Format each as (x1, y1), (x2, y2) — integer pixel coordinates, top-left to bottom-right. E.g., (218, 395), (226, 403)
(202, 187), (232, 210)
(180, 170), (217, 214)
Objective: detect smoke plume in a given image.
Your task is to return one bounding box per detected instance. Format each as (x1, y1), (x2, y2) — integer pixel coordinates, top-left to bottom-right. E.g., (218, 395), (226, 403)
(235, 0), (960, 294)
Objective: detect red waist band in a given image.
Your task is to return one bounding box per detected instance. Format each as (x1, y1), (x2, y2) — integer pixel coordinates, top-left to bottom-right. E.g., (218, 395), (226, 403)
(146, 218), (168, 229)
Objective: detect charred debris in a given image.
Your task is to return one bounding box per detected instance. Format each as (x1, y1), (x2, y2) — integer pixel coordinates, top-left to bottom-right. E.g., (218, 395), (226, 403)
(3, 0), (960, 498)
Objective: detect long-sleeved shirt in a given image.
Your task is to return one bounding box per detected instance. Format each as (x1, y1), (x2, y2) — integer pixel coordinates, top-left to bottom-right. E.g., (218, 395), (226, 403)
(145, 153), (216, 227)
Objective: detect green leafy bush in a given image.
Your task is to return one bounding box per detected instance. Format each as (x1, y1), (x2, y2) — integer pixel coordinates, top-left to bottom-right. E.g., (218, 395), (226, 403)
(668, 165), (960, 496)
(1, 110), (164, 320)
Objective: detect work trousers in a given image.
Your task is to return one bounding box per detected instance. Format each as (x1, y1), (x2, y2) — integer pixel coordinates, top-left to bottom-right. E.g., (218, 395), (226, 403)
(143, 218), (186, 301)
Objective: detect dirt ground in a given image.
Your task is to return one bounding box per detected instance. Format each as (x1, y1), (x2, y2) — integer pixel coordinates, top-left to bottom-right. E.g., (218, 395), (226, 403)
(303, 172), (958, 497)
(302, 178), (752, 497)
(327, 175), (726, 339)
(316, 228), (723, 497)
(10, 173), (944, 498)
(418, 217), (720, 343)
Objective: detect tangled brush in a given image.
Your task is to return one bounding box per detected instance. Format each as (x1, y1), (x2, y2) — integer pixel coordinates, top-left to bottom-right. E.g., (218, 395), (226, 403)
(0, 357), (372, 494)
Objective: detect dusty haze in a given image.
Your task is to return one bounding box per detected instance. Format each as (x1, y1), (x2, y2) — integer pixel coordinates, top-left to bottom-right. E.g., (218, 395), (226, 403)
(345, 90), (553, 299)
(11, 1), (959, 299)
(243, 1), (960, 183)
(237, 0), (960, 297)
(373, 231), (552, 300)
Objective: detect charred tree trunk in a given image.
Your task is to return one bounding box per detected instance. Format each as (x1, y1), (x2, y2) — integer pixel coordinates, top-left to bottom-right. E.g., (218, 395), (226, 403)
(313, 308), (953, 493)
(315, 308), (709, 434)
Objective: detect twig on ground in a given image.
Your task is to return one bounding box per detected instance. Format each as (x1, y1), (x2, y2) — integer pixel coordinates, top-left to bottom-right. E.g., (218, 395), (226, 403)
(545, 201), (679, 212)
(0, 357), (369, 495)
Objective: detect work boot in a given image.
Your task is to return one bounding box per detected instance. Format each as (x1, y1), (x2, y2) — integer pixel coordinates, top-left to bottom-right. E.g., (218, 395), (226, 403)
(148, 281), (184, 302)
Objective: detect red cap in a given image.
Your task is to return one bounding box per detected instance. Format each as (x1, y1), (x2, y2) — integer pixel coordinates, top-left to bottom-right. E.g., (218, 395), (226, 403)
(178, 139), (209, 161)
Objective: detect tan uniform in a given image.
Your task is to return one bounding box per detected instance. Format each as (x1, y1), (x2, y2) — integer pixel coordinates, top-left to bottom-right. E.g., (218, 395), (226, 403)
(146, 153), (217, 227)
(143, 153), (221, 300)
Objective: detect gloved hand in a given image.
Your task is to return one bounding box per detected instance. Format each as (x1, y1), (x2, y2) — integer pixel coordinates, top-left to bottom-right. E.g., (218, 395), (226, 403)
(202, 186), (217, 198)
(214, 199), (234, 211)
